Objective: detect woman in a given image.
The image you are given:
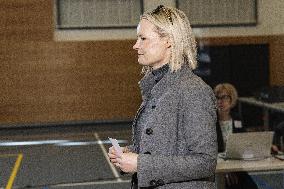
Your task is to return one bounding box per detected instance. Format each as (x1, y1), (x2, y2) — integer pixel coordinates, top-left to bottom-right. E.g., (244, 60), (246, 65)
(214, 83), (258, 189)
(109, 5), (217, 189)
(214, 83), (244, 153)
(272, 121), (284, 153)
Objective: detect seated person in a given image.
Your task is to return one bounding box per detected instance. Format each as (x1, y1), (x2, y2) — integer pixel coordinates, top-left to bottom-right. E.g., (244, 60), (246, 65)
(272, 121), (284, 154)
(214, 83), (258, 189)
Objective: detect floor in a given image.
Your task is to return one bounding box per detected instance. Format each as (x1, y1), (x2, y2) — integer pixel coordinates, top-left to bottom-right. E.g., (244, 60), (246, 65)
(1, 122), (284, 189)
(0, 123), (133, 189)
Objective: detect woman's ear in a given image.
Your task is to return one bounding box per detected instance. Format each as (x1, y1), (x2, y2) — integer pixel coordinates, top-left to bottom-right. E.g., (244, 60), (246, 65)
(166, 37), (172, 48)
(162, 36), (171, 48)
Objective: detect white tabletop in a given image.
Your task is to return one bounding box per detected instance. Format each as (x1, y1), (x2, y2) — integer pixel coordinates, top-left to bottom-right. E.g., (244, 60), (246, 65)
(216, 157), (284, 173)
(238, 97), (284, 113)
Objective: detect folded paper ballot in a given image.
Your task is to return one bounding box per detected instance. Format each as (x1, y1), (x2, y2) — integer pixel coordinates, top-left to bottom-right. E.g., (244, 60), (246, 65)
(109, 137), (123, 156)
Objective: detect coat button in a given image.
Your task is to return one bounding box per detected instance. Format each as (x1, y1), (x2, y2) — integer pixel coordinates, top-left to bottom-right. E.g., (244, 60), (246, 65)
(146, 128), (153, 135)
(157, 179), (165, 186)
(149, 179), (157, 186)
(144, 151), (151, 155)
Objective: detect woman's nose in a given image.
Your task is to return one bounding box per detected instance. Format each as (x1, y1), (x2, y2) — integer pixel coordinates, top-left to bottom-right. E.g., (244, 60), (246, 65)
(133, 40), (139, 50)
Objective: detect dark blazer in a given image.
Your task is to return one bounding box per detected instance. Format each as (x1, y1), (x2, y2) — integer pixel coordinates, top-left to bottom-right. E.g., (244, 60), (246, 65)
(273, 121), (284, 150)
(216, 114), (244, 152)
(128, 66), (217, 189)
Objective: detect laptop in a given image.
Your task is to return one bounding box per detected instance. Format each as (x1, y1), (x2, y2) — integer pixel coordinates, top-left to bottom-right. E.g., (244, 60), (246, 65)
(219, 131), (274, 160)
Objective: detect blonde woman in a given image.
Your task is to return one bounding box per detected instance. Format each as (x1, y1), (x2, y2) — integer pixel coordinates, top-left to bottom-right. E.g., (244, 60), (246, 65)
(109, 5), (217, 189)
(214, 83), (241, 152)
(214, 83), (258, 189)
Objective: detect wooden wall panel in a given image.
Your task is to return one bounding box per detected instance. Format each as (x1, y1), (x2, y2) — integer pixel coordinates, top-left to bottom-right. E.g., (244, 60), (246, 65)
(0, 0), (53, 42)
(0, 0), (283, 126)
(0, 40), (141, 124)
(269, 37), (284, 86)
(0, 0), (142, 125)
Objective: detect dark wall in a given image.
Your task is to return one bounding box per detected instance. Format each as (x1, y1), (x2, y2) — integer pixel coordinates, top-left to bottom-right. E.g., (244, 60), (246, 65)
(196, 44), (269, 97)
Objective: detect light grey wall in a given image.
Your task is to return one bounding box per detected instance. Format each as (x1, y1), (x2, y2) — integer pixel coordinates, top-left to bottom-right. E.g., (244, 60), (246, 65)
(54, 0), (284, 41)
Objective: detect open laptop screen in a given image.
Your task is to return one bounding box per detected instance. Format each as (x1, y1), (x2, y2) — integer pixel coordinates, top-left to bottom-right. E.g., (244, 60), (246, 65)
(224, 131), (274, 160)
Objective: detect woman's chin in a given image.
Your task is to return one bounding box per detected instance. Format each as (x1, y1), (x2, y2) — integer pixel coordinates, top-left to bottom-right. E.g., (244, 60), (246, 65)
(138, 61), (149, 66)
(218, 109), (230, 114)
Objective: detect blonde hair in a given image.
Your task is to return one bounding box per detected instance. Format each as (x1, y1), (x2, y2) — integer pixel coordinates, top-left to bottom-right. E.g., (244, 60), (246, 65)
(214, 83), (238, 108)
(141, 5), (197, 73)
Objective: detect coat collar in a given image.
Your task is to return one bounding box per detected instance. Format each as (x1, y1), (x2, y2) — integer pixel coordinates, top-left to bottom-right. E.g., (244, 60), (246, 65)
(139, 65), (194, 101)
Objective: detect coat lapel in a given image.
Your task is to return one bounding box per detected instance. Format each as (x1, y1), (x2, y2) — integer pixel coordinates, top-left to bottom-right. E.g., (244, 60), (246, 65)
(151, 65), (193, 98)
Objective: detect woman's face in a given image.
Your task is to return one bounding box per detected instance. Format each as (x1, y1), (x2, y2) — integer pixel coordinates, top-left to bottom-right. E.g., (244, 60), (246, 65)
(133, 19), (171, 69)
(216, 91), (232, 113)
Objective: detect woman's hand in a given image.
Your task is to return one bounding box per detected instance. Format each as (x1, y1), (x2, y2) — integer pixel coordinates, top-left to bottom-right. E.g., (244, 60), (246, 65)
(271, 144), (280, 154)
(108, 146), (138, 173)
(108, 146), (124, 163)
(116, 152), (138, 173)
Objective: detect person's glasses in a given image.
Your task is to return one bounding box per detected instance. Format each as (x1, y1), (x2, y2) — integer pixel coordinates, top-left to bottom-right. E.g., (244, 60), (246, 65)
(216, 95), (231, 101)
(151, 5), (173, 25)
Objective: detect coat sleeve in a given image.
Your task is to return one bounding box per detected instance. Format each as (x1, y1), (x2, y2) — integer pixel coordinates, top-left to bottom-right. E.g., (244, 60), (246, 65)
(137, 85), (217, 187)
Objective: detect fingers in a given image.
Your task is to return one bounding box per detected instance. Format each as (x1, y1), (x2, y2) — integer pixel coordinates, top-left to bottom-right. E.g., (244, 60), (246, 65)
(231, 173), (238, 185)
(108, 148), (123, 167)
(225, 173), (239, 186)
(113, 157), (121, 167)
(108, 147), (119, 158)
(114, 162), (120, 168)
(108, 153), (120, 161)
(225, 174), (231, 186)
(122, 147), (129, 153)
(109, 157), (120, 167)
(108, 151), (117, 158)
(108, 146), (115, 154)
(112, 157), (122, 169)
(108, 147), (118, 164)
(110, 153), (124, 169)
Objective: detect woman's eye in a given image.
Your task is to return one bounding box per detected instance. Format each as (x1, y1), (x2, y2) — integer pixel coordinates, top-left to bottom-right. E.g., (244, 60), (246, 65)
(141, 37), (146, 40)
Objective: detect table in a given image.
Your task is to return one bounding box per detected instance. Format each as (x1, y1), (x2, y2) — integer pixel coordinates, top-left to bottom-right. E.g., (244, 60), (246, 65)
(216, 157), (284, 189)
(217, 157), (284, 173)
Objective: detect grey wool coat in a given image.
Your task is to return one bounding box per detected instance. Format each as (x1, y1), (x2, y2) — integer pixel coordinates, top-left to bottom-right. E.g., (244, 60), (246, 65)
(128, 65), (217, 189)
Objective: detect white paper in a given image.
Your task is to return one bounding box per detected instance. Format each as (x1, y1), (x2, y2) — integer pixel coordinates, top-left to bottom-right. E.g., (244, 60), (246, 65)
(109, 137), (123, 156)
(234, 120), (243, 128)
